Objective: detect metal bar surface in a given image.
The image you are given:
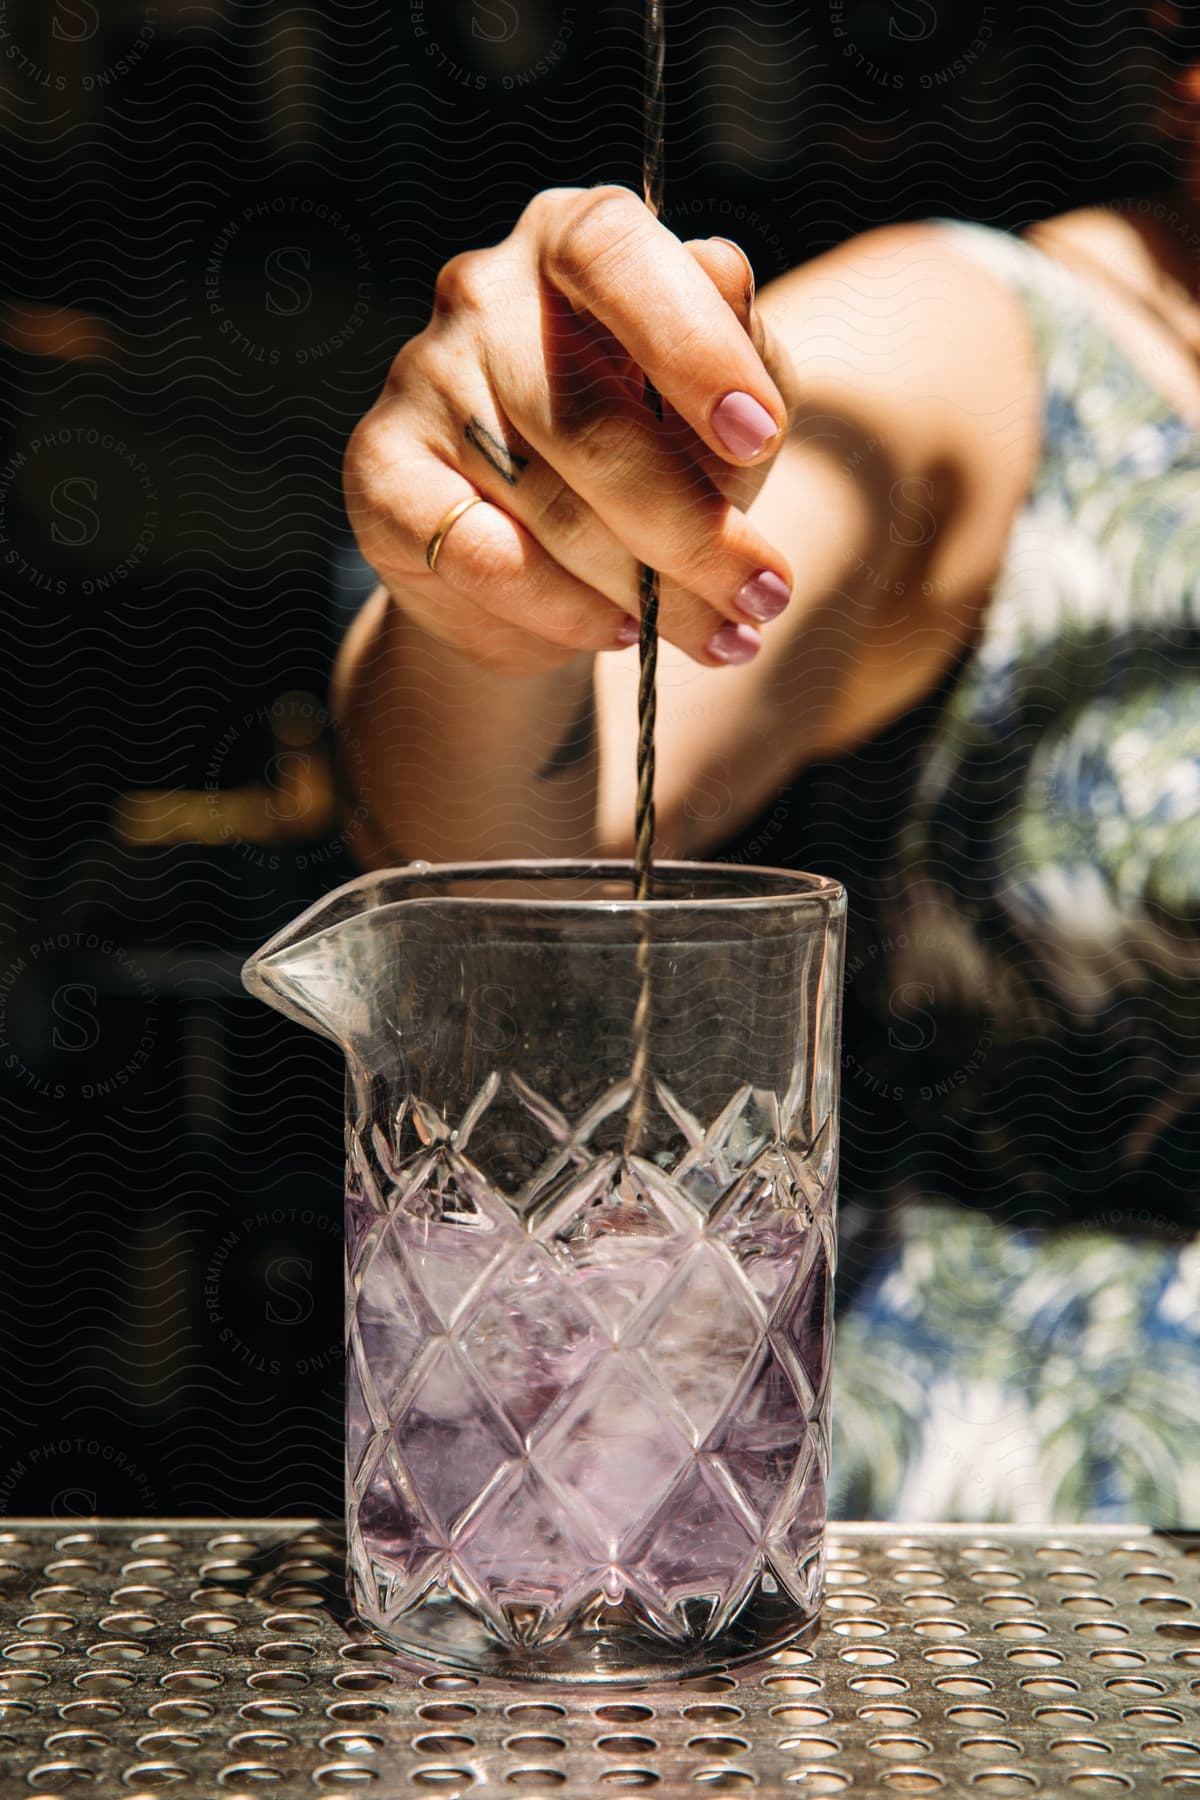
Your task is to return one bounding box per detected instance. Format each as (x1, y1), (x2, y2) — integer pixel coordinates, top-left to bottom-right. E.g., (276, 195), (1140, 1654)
(1, 1519), (1198, 1795)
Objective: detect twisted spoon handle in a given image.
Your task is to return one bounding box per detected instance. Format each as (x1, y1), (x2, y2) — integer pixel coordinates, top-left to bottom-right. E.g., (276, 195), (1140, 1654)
(625, 0), (666, 1157)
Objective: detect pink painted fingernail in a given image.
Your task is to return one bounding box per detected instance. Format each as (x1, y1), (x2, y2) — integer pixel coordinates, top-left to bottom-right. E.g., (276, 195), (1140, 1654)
(712, 390), (779, 459)
(614, 617), (640, 646)
(705, 620), (762, 664)
(735, 569), (790, 622)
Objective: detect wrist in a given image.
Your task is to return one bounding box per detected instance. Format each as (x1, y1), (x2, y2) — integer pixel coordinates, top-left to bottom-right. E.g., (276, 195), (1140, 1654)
(385, 585), (599, 689)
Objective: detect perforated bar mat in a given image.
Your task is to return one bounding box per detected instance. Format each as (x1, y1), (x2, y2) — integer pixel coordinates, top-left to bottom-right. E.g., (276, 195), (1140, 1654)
(1, 1521), (1198, 1795)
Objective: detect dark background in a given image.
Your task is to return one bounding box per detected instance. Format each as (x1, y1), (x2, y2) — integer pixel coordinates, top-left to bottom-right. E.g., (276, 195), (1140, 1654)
(0, 0), (1174, 1518)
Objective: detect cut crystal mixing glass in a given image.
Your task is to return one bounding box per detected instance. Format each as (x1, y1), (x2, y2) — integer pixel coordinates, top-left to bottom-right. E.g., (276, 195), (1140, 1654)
(243, 859), (845, 1683)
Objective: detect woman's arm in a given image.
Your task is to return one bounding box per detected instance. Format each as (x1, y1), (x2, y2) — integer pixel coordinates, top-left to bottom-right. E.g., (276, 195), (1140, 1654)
(332, 589), (601, 865)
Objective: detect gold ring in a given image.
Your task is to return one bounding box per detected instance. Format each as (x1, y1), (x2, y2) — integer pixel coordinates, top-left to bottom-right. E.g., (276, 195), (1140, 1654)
(425, 492), (487, 573)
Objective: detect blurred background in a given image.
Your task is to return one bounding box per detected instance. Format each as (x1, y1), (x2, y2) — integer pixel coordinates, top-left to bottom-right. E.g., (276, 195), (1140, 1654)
(0, 0), (1177, 1518)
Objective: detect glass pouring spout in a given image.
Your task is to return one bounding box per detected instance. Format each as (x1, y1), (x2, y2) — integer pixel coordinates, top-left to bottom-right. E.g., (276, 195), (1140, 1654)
(241, 860), (442, 1051)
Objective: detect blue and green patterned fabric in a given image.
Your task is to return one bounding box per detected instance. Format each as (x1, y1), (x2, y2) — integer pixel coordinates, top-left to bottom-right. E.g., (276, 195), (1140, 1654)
(831, 1201), (1200, 1523)
(718, 221), (1200, 1523)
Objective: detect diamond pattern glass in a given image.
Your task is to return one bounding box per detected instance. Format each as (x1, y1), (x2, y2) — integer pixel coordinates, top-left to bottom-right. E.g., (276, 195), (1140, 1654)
(626, 1459), (761, 1634)
(344, 1094), (838, 1680)
(389, 1340), (520, 1535)
(707, 1341), (810, 1521)
(537, 1346), (694, 1547)
(541, 1154), (695, 1334)
(630, 1239), (765, 1438)
(458, 1246), (607, 1436)
(244, 859), (844, 1681)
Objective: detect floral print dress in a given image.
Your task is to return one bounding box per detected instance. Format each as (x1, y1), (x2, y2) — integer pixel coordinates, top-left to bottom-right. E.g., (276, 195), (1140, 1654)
(799, 223), (1200, 1524)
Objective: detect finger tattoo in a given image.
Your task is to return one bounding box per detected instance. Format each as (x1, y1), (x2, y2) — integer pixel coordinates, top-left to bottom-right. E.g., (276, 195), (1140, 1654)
(464, 414), (529, 487)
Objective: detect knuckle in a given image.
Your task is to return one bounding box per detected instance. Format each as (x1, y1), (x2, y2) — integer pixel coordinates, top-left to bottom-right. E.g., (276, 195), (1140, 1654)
(648, 500), (725, 587)
(702, 237), (755, 312)
(656, 314), (718, 385)
(521, 185), (587, 232)
(535, 474), (592, 551)
(659, 541), (717, 594)
(568, 409), (647, 483)
(433, 248), (490, 316)
(546, 600), (614, 655)
(558, 602), (608, 651)
(550, 185), (645, 294)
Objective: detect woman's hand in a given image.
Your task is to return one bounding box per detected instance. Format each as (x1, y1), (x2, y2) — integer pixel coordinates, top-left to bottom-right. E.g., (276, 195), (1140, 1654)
(343, 185), (795, 677)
